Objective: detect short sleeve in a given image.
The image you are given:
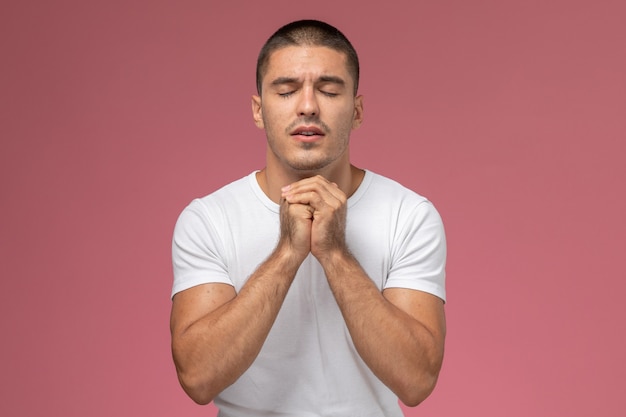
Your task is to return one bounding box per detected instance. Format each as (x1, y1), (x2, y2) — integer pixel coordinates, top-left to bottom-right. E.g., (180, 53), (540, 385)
(171, 199), (234, 298)
(385, 200), (447, 302)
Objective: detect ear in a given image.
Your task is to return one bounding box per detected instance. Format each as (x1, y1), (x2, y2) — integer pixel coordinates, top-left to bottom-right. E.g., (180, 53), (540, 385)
(251, 95), (264, 129)
(352, 95), (364, 130)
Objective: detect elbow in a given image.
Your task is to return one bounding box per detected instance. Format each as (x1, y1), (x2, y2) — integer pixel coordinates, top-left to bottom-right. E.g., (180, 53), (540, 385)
(399, 341), (445, 407)
(396, 364), (442, 407)
(172, 343), (220, 405)
(177, 370), (216, 406)
(397, 381), (436, 407)
(397, 376), (439, 408)
(187, 390), (213, 406)
(190, 394), (213, 406)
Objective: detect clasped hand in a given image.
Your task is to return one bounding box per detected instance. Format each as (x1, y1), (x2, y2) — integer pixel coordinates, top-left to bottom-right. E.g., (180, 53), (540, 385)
(279, 175), (348, 263)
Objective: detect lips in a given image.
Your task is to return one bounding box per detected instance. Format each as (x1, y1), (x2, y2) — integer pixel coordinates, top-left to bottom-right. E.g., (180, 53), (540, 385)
(291, 125), (325, 137)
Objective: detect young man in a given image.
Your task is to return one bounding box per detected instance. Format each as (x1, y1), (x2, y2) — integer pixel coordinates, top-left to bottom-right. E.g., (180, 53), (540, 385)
(170, 20), (447, 416)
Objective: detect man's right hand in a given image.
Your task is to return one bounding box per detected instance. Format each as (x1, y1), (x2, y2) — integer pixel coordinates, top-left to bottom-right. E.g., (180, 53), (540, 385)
(279, 197), (313, 262)
(171, 200), (310, 405)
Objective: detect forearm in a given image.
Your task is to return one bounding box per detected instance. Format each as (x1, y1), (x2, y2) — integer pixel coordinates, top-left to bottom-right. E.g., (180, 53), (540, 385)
(320, 250), (445, 406)
(172, 246), (301, 404)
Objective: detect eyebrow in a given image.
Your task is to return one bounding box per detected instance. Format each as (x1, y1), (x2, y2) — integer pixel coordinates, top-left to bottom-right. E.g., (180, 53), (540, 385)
(270, 75), (346, 87)
(318, 75), (345, 86)
(270, 77), (299, 87)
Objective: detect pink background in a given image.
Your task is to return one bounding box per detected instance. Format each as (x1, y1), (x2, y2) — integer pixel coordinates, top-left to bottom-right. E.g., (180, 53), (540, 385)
(1, 1), (624, 416)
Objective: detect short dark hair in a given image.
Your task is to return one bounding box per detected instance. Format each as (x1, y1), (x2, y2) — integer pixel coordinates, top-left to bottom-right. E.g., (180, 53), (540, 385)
(256, 20), (360, 95)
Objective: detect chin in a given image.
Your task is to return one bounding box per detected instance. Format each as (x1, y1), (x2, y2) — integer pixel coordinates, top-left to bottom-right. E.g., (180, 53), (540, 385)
(288, 165), (325, 175)
(284, 154), (327, 171)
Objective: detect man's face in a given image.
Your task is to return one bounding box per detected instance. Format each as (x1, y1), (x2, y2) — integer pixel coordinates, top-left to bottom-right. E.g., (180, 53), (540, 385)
(252, 46), (363, 175)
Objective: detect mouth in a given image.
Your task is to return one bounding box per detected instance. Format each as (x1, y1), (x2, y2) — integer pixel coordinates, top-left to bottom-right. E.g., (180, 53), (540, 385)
(291, 125), (325, 142)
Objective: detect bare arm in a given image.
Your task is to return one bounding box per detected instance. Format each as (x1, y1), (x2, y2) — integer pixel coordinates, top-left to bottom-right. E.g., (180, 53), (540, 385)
(321, 253), (446, 406)
(282, 176), (446, 406)
(170, 200), (312, 405)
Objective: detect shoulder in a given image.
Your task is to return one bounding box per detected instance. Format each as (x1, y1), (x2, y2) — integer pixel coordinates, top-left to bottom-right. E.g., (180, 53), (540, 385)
(183, 172), (257, 213)
(174, 173), (256, 232)
(357, 170), (433, 209)
(357, 170), (444, 231)
(199, 173), (256, 205)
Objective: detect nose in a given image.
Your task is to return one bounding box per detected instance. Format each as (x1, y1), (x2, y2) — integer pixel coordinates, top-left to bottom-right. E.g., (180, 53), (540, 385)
(296, 86), (319, 117)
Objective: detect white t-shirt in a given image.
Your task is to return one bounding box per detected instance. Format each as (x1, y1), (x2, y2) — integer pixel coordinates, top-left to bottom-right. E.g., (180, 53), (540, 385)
(172, 170), (447, 417)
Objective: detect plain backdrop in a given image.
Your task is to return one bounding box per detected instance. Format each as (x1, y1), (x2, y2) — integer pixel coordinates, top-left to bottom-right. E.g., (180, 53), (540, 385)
(1, 1), (624, 416)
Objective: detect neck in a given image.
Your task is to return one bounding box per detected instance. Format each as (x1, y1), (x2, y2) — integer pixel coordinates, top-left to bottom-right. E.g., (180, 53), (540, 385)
(257, 164), (364, 204)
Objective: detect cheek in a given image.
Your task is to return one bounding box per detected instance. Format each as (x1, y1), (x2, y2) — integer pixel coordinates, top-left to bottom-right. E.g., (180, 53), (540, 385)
(261, 111), (278, 134)
(262, 112), (286, 144)
(335, 108), (357, 134)
(261, 105), (286, 129)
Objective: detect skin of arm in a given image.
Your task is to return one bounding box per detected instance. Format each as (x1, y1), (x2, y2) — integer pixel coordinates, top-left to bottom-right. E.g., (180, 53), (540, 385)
(282, 175), (446, 407)
(169, 198), (313, 405)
